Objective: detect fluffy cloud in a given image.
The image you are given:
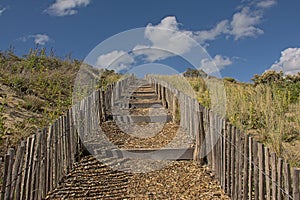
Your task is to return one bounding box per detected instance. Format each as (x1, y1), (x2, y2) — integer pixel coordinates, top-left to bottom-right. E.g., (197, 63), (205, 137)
(134, 16), (196, 61)
(195, 20), (229, 44)
(229, 7), (264, 40)
(45, 0), (91, 16)
(96, 50), (134, 72)
(20, 34), (51, 45)
(197, 1), (274, 41)
(31, 34), (51, 45)
(269, 48), (300, 75)
(201, 55), (233, 73)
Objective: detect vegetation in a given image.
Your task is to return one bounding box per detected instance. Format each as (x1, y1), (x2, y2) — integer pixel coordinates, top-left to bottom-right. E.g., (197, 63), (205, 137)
(157, 69), (300, 167)
(0, 48), (121, 150)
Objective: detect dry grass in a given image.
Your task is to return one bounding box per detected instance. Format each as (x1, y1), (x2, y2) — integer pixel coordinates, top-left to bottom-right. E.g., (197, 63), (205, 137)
(151, 74), (300, 167)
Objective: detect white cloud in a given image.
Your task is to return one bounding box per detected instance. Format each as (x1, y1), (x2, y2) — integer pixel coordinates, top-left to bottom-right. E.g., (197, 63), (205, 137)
(20, 34), (51, 45)
(96, 50), (134, 72)
(269, 48), (300, 75)
(195, 20), (229, 44)
(134, 16), (196, 61)
(229, 7), (264, 40)
(31, 34), (51, 45)
(0, 7), (6, 16)
(133, 45), (174, 62)
(201, 55), (233, 73)
(45, 0), (91, 16)
(257, 0), (277, 8)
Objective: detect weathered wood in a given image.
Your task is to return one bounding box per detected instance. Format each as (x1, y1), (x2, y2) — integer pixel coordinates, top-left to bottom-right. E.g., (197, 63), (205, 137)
(46, 125), (53, 193)
(234, 128), (240, 200)
(226, 123), (231, 195)
(265, 147), (271, 200)
(283, 161), (291, 200)
(230, 126), (236, 198)
(31, 130), (42, 200)
(108, 148), (195, 160)
(238, 131), (244, 200)
(10, 142), (24, 200)
(15, 141), (26, 200)
(39, 129), (47, 199)
(243, 135), (249, 200)
(20, 136), (32, 200)
(258, 142), (265, 200)
(222, 119), (226, 191)
(1, 154), (10, 200)
(278, 158), (283, 199)
(271, 153), (277, 200)
(292, 168), (299, 200)
(53, 120), (59, 187)
(193, 104), (200, 162)
(252, 140), (259, 200)
(4, 148), (14, 200)
(248, 136), (253, 199)
(25, 135), (35, 200)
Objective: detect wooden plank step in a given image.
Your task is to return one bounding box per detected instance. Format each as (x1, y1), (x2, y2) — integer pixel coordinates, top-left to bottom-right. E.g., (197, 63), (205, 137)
(85, 148), (194, 160)
(119, 94), (157, 100)
(113, 115), (172, 123)
(113, 101), (162, 109)
(131, 91), (156, 95)
(129, 101), (162, 108)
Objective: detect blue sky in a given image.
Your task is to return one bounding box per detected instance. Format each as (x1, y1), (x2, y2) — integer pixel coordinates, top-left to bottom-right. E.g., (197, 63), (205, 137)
(1, 0), (300, 82)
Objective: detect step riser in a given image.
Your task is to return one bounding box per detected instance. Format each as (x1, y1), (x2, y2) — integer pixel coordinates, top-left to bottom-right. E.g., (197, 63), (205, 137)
(119, 95), (158, 100)
(114, 102), (163, 109)
(84, 148), (195, 161)
(113, 115), (172, 123)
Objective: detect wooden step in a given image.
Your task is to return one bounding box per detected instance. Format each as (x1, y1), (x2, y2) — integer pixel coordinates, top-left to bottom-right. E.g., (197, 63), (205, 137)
(85, 147), (195, 161)
(113, 115), (172, 123)
(114, 101), (162, 109)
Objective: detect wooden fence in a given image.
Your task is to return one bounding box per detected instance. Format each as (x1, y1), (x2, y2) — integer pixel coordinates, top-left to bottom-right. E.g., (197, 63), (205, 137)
(2, 74), (299, 200)
(0, 75), (134, 200)
(147, 75), (300, 200)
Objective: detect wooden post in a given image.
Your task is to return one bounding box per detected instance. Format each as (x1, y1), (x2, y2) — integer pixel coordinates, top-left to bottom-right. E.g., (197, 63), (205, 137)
(5, 148), (14, 200)
(1, 154), (9, 200)
(292, 168), (299, 200)
(252, 140), (259, 200)
(39, 129), (47, 199)
(258, 142), (265, 200)
(226, 123), (231, 195)
(238, 132), (244, 200)
(193, 105), (200, 162)
(248, 136), (253, 199)
(271, 153), (277, 200)
(15, 141), (26, 200)
(283, 161), (291, 200)
(20, 136), (32, 200)
(10, 142), (24, 200)
(265, 147), (271, 200)
(31, 130), (42, 200)
(25, 134), (35, 200)
(234, 128), (240, 199)
(243, 135), (249, 200)
(278, 158), (283, 199)
(222, 119), (226, 191)
(46, 125), (53, 193)
(230, 126), (236, 198)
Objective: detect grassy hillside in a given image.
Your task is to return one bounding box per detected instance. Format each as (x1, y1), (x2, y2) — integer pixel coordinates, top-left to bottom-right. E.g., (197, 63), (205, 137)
(156, 71), (300, 167)
(0, 49), (120, 155)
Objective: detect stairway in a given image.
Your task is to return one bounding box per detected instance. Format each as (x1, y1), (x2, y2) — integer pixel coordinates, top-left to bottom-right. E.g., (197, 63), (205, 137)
(45, 78), (230, 199)
(85, 78), (194, 162)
